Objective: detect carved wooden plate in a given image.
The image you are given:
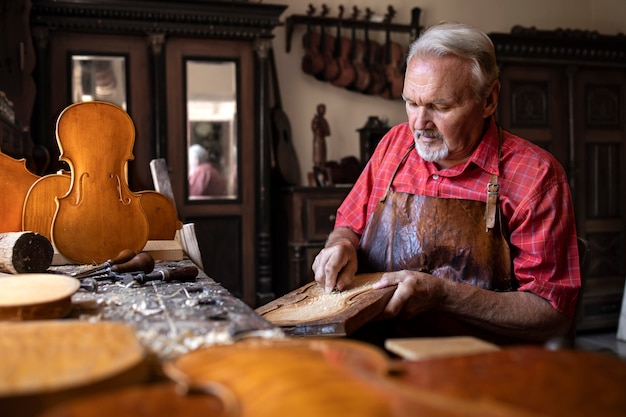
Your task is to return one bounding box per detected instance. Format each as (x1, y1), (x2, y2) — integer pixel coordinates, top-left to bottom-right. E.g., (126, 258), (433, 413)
(256, 273), (395, 336)
(0, 273), (79, 320)
(0, 320), (146, 397)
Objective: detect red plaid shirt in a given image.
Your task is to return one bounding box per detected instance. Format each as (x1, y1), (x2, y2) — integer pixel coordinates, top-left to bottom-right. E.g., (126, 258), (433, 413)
(336, 118), (581, 317)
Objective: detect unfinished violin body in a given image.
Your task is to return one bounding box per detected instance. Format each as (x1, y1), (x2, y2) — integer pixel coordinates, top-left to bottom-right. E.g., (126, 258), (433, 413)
(50, 101), (150, 264)
(0, 152), (39, 233)
(23, 173), (180, 242)
(22, 172), (70, 239)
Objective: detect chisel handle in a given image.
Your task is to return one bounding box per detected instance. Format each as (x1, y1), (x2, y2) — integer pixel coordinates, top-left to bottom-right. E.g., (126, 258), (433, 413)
(72, 249), (137, 278)
(133, 265), (199, 285)
(110, 252), (155, 274)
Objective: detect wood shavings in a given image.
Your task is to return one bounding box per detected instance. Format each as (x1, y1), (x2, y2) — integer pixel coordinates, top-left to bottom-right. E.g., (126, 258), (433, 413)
(131, 300), (163, 316)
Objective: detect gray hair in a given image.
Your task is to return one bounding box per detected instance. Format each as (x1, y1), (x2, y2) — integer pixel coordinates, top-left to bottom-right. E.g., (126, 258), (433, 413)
(189, 143), (209, 166)
(407, 22), (499, 100)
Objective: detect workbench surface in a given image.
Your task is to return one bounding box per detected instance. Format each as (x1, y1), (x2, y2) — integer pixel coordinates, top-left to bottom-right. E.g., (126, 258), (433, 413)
(53, 259), (281, 360)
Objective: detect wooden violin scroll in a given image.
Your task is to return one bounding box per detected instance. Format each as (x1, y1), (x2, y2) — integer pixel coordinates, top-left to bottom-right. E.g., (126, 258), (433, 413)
(51, 101), (150, 264)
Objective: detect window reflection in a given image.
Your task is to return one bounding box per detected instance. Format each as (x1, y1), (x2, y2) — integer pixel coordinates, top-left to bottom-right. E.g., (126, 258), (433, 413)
(71, 55), (127, 109)
(187, 60), (238, 200)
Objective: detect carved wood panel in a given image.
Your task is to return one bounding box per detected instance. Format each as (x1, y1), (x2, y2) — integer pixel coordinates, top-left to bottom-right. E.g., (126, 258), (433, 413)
(492, 27), (626, 332)
(575, 69), (626, 330)
(510, 81), (550, 128)
(497, 65), (568, 166)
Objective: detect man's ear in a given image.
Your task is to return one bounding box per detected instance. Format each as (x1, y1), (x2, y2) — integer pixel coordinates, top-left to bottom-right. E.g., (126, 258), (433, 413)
(483, 80), (501, 118)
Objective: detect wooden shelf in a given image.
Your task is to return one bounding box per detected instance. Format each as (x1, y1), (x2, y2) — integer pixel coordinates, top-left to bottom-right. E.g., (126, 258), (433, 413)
(285, 4), (422, 52)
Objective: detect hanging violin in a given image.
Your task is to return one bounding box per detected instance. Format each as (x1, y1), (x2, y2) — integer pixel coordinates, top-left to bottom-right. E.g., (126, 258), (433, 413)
(347, 7), (371, 93)
(364, 9), (387, 95)
(381, 6), (405, 100)
(301, 4), (323, 77)
(331, 5), (356, 88)
(319, 4), (339, 82)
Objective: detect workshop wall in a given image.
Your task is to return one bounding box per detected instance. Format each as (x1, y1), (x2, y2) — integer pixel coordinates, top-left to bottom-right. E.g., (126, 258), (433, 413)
(269, 0), (626, 184)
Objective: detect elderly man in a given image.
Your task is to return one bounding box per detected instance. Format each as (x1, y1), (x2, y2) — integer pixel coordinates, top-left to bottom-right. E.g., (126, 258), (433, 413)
(312, 22), (581, 345)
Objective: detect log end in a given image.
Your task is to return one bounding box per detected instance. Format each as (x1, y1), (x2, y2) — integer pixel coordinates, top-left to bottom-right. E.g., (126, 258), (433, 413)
(5, 232), (54, 273)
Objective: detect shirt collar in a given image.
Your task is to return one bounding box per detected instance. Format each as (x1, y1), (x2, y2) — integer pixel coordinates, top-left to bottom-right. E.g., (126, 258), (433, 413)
(436, 116), (500, 177)
(468, 117), (501, 176)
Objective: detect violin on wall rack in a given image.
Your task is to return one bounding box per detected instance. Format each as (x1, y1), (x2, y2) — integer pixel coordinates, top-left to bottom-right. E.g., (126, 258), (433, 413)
(286, 4), (421, 100)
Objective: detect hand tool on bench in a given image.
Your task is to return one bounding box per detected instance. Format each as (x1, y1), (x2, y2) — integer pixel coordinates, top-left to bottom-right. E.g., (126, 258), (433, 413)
(71, 249), (136, 278)
(79, 277), (99, 292)
(120, 265), (199, 285)
(75, 252), (155, 279)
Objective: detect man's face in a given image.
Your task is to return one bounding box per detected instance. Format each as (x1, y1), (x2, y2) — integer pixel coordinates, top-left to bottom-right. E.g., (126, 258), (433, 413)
(402, 54), (497, 168)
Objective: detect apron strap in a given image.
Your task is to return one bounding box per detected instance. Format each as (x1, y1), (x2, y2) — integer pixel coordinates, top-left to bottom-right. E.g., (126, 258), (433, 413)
(485, 174), (499, 231)
(484, 125), (504, 232)
(380, 142), (415, 204)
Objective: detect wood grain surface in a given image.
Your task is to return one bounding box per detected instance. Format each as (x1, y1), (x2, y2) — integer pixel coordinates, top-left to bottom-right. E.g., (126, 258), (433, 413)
(391, 346), (626, 417)
(38, 382), (226, 417)
(385, 336), (500, 361)
(164, 338), (394, 417)
(50, 101), (150, 264)
(22, 173), (70, 240)
(24, 174), (181, 244)
(0, 320), (149, 417)
(256, 273), (395, 336)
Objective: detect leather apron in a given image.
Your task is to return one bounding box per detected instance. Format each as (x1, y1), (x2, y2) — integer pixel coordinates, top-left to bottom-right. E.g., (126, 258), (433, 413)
(354, 131), (518, 344)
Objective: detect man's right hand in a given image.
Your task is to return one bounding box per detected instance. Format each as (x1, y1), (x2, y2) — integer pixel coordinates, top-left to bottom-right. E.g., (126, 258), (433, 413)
(311, 227), (360, 293)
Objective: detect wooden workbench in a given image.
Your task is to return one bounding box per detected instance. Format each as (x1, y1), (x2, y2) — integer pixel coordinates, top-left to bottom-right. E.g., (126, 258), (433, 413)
(57, 259), (281, 360)
(0, 259), (282, 417)
(3, 261), (626, 417)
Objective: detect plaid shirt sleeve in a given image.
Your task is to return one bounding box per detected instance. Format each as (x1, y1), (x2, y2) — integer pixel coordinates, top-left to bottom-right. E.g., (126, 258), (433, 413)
(498, 134), (581, 318)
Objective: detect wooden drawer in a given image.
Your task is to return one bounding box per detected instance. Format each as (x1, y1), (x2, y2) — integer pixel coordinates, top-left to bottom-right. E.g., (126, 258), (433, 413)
(304, 195), (344, 241)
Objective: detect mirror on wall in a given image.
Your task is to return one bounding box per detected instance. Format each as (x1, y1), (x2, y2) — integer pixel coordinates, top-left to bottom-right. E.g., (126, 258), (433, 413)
(71, 55), (127, 109)
(186, 60), (238, 201)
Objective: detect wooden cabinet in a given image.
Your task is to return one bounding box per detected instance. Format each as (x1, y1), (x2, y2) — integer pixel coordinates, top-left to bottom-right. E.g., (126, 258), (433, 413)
(0, 0), (36, 165)
(491, 28), (626, 332)
(0, 0), (36, 132)
(273, 186), (350, 296)
(29, 0), (287, 307)
(0, 117), (27, 159)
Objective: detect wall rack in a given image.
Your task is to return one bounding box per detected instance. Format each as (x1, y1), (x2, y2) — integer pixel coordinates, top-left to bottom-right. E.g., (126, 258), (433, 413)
(285, 4), (422, 52)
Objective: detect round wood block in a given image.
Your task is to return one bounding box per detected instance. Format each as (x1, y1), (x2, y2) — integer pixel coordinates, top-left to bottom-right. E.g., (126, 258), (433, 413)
(0, 320), (145, 397)
(0, 273), (79, 320)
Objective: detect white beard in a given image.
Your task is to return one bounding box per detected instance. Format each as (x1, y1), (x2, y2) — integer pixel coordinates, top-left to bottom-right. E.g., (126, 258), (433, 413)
(414, 130), (449, 162)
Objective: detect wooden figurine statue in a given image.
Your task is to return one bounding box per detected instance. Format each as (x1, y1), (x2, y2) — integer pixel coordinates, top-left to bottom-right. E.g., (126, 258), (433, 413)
(312, 103), (330, 167)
